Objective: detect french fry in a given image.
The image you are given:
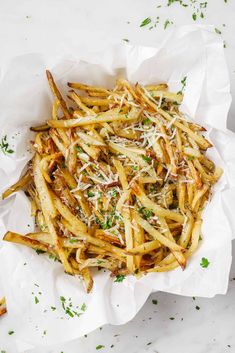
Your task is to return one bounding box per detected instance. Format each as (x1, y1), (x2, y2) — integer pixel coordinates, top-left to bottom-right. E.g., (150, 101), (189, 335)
(46, 70), (70, 119)
(2, 170), (31, 200)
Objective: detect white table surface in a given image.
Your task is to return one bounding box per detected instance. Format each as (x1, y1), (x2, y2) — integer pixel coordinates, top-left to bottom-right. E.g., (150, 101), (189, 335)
(0, 1), (235, 352)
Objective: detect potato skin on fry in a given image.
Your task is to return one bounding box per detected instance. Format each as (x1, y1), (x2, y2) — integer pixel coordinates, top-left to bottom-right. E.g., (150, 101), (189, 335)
(2, 72), (222, 292)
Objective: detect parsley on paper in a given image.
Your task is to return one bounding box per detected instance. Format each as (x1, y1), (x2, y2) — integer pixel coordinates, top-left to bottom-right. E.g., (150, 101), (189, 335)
(178, 76), (187, 95)
(140, 17), (151, 27)
(96, 345), (105, 350)
(152, 299), (158, 305)
(8, 330), (14, 335)
(215, 28), (222, 34)
(114, 274), (126, 282)
(0, 135), (14, 155)
(164, 19), (173, 29)
(60, 296), (87, 318)
(35, 249), (45, 255)
(200, 257), (210, 268)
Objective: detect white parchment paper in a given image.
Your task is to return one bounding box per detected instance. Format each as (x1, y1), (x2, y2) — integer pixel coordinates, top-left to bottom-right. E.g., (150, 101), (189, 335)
(0, 25), (235, 348)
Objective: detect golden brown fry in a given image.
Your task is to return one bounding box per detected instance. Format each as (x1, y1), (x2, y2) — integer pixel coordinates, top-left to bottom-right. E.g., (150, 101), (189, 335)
(30, 124), (50, 132)
(46, 70), (70, 119)
(2, 170), (31, 199)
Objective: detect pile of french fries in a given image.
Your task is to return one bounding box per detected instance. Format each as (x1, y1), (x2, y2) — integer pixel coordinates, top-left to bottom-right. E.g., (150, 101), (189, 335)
(2, 71), (223, 293)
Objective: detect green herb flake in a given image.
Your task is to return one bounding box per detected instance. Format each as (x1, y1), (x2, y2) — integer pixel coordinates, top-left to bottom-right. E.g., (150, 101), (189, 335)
(200, 257), (210, 268)
(87, 191), (95, 197)
(8, 330), (14, 335)
(152, 299), (158, 305)
(188, 155), (194, 161)
(215, 28), (222, 35)
(140, 17), (151, 28)
(132, 165), (138, 170)
(101, 218), (112, 230)
(69, 238), (78, 244)
(195, 305), (200, 310)
(169, 317), (175, 320)
(114, 274), (126, 283)
(141, 155), (151, 163)
(35, 296), (39, 304)
(35, 249), (45, 255)
(110, 189), (117, 198)
(123, 38), (129, 43)
(96, 345), (105, 350)
(0, 135), (14, 155)
(76, 146), (83, 153)
(143, 118), (151, 125)
(192, 13), (197, 21)
(48, 254), (59, 262)
(147, 342), (152, 345)
(51, 306), (56, 311)
(164, 19), (173, 30)
(81, 303), (87, 312)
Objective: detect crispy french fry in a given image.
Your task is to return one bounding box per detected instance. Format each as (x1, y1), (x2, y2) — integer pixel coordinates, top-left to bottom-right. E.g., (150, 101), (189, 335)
(46, 70), (70, 119)
(2, 170), (31, 199)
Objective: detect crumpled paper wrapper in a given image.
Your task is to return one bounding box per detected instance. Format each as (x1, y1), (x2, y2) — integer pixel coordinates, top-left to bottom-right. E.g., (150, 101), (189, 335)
(0, 25), (235, 348)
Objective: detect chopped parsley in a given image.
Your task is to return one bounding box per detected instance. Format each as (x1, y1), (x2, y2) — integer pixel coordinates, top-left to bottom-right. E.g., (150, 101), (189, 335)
(200, 257), (210, 268)
(101, 218), (112, 230)
(48, 254), (59, 262)
(215, 27), (222, 35)
(139, 207), (153, 220)
(192, 12), (197, 21)
(114, 274), (126, 282)
(152, 299), (158, 305)
(60, 296), (86, 318)
(169, 317), (175, 320)
(178, 76), (187, 95)
(123, 38), (129, 43)
(195, 305), (200, 310)
(69, 238), (78, 244)
(132, 165), (138, 170)
(87, 191), (95, 197)
(81, 303), (87, 312)
(164, 19), (173, 29)
(35, 249), (45, 255)
(0, 135), (14, 155)
(141, 155), (151, 163)
(110, 189), (117, 198)
(188, 155), (194, 161)
(143, 118), (151, 125)
(35, 296), (39, 304)
(51, 306), (56, 311)
(76, 146), (83, 153)
(96, 345), (105, 350)
(140, 17), (151, 27)
(8, 330), (14, 335)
